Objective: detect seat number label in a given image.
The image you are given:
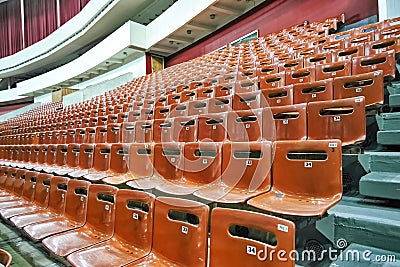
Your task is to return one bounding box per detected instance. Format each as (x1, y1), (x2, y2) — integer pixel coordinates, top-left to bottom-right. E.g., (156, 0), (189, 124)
(182, 225), (188, 234)
(355, 88), (362, 93)
(133, 213), (139, 220)
(246, 160), (252, 166)
(247, 245), (257, 255)
(283, 119), (289, 125)
(334, 116), (341, 122)
(278, 224), (289, 232)
(304, 162), (313, 168)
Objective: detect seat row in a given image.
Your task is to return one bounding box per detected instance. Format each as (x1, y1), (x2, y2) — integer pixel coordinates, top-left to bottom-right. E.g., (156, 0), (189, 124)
(1, 139), (342, 209)
(0, 171), (296, 266)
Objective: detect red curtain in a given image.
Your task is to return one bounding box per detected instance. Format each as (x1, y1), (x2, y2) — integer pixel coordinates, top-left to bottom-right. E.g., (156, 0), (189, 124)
(24, 0), (58, 47)
(60, 0), (81, 26)
(0, 0), (23, 58)
(80, 0), (91, 9)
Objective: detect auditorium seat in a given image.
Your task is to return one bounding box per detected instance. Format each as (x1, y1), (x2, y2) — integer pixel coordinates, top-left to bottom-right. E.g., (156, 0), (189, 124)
(23, 179), (90, 241)
(333, 71), (384, 106)
(42, 184), (118, 257)
(285, 66), (316, 85)
(233, 92), (261, 111)
(227, 109), (262, 142)
(0, 249), (12, 267)
(84, 143), (111, 182)
(263, 104), (307, 141)
(66, 190), (155, 267)
(95, 126), (108, 143)
(260, 86), (293, 107)
(156, 142), (222, 195)
(0, 169), (24, 202)
(352, 50), (396, 80)
(248, 140), (342, 216)
(208, 96), (232, 113)
(106, 123), (122, 143)
(315, 60), (351, 80)
(188, 99), (208, 115)
(307, 97), (366, 146)
(54, 143), (80, 176)
(68, 144), (94, 178)
(293, 78), (334, 104)
(259, 72), (285, 89)
(10, 176), (69, 228)
(210, 208), (295, 267)
(0, 173), (51, 219)
(153, 118), (173, 143)
(194, 142), (272, 203)
(135, 120), (153, 143)
(125, 197), (209, 267)
(198, 113), (228, 142)
(172, 116), (198, 142)
(121, 122), (136, 143)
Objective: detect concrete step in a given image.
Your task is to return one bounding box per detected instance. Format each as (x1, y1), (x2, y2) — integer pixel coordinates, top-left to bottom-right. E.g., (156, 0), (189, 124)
(330, 243), (400, 266)
(376, 112), (400, 131)
(316, 197), (400, 253)
(358, 152), (400, 173)
(377, 130), (400, 145)
(360, 172), (400, 200)
(389, 94), (400, 108)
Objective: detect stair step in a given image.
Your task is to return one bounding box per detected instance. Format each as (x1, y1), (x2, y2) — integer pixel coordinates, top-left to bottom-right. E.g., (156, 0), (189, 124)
(358, 152), (400, 173)
(330, 243), (400, 266)
(360, 172), (400, 200)
(389, 94), (400, 108)
(377, 130), (400, 145)
(376, 112), (400, 131)
(316, 197), (400, 253)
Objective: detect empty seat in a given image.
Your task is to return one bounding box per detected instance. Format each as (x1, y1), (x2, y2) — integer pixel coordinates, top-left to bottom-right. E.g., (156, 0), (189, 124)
(101, 143), (129, 184)
(0, 173), (51, 219)
(54, 144), (80, 176)
(84, 144), (111, 182)
(233, 92), (261, 111)
(259, 73), (285, 89)
(69, 144), (94, 178)
(107, 123), (122, 143)
(42, 184), (118, 257)
(198, 113), (228, 142)
(352, 50), (396, 80)
(333, 71), (384, 106)
(121, 122), (136, 143)
(153, 118), (173, 143)
(135, 120), (153, 143)
(0, 169), (25, 203)
(332, 45), (364, 62)
(154, 106), (171, 120)
(315, 60), (351, 80)
(156, 142), (222, 195)
(10, 176), (69, 228)
(307, 97), (366, 146)
(208, 96), (232, 113)
(248, 140), (342, 216)
(263, 104), (308, 141)
(188, 99), (208, 115)
(285, 66), (316, 85)
(0, 249), (12, 267)
(260, 86), (293, 107)
(227, 110), (262, 142)
(125, 197), (209, 267)
(180, 90), (197, 103)
(194, 142), (272, 203)
(293, 78), (333, 104)
(23, 179), (90, 241)
(210, 208), (295, 267)
(172, 116), (198, 142)
(95, 126), (108, 143)
(66, 190), (155, 267)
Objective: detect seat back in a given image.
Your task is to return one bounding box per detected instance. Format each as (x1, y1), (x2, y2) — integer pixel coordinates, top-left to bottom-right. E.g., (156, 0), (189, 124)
(293, 78), (333, 104)
(3, 168), (16, 192)
(273, 140), (342, 198)
(188, 99), (208, 116)
(33, 173), (52, 208)
(46, 145), (57, 166)
(67, 144), (80, 168)
(47, 176), (69, 214)
(307, 97), (366, 145)
(21, 171), (39, 202)
(227, 110), (262, 142)
(128, 143), (154, 178)
(152, 197), (209, 266)
(92, 144), (111, 172)
(154, 142), (183, 181)
(37, 145), (48, 164)
(0, 248), (12, 267)
(233, 92), (261, 111)
(210, 208), (295, 267)
(260, 86), (293, 107)
(114, 190), (155, 251)
(351, 50), (395, 80)
(183, 142), (222, 184)
(208, 96), (232, 113)
(263, 104), (307, 141)
(173, 116), (198, 142)
(11, 169), (26, 197)
(63, 179), (90, 223)
(85, 184), (118, 235)
(95, 126), (108, 143)
(285, 66), (316, 85)
(108, 144), (128, 175)
(78, 144), (94, 170)
(221, 142), (272, 191)
(135, 120), (153, 143)
(121, 122), (135, 143)
(315, 60), (351, 80)
(55, 144), (68, 167)
(153, 119), (173, 143)
(198, 113), (228, 142)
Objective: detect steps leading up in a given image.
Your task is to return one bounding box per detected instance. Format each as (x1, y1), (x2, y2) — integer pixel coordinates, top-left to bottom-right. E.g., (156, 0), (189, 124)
(317, 197), (400, 253)
(377, 131), (400, 145)
(360, 172), (400, 200)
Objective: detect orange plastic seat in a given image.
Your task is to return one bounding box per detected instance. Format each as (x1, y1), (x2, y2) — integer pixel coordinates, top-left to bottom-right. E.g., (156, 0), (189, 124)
(0, 173), (51, 219)
(0, 169), (25, 203)
(188, 99), (208, 115)
(84, 144), (111, 181)
(210, 208), (295, 267)
(154, 106), (171, 120)
(66, 190), (155, 267)
(352, 50), (396, 80)
(233, 92), (261, 111)
(260, 86), (293, 107)
(315, 60), (351, 80)
(135, 120), (153, 143)
(303, 52), (332, 67)
(95, 126), (108, 143)
(198, 113), (228, 142)
(333, 71), (384, 106)
(156, 142), (222, 195)
(0, 249), (12, 267)
(262, 104), (307, 141)
(10, 176), (69, 228)
(180, 90), (196, 103)
(285, 66), (316, 85)
(42, 184), (118, 257)
(293, 78), (333, 104)
(140, 108), (154, 121)
(68, 144), (94, 178)
(121, 122), (135, 143)
(227, 110), (262, 142)
(170, 103), (188, 117)
(128, 111), (141, 122)
(332, 45), (364, 62)
(74, 128), (86, 143)
(194, 142), (272, 203)
(248, 140), (342, 216)
(259, 72), (285, 89)
(23, 179), (90, 241)
(307, 97), (366, 146)
(208, 96), (232, 113)
(125, 197), (209, 267)
(54, 144), (80, 176)
(153, 119), (173, 143)
(0, 171), (36, 210)
(172, 116), (198, 142)
(100, 143), (129, 184)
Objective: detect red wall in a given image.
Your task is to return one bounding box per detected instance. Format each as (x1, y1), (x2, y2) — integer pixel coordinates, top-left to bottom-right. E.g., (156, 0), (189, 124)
(0, 102), (33, 116)
(166, 0), (378, 67)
